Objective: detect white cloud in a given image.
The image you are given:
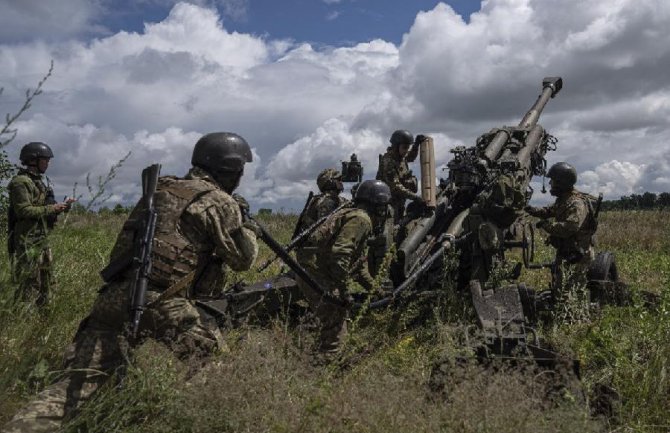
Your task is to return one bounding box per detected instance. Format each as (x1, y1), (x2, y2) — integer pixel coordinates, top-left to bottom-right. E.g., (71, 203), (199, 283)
(2, 0), (670, 211)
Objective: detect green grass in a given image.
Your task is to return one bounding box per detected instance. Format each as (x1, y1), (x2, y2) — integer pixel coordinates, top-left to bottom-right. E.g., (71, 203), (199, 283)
(0, 210), (668, 432)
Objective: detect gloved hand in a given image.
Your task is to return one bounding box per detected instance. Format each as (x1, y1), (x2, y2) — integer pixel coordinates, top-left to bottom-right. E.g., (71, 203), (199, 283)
(411, 194), (426, 205)
(243, 220), (262, 237)
(535, 219), (548, 230)
(232, 193), (250, 215)
(414, 134), (427, 145)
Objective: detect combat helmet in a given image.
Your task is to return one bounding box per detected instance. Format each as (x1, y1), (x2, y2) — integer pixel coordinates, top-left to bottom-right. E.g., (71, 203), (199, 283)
(192, 132), (252, 173)
(546, 162), (577, 191)
(354, 179), (391, 205)
(389, 130), (413, 147)
(317, 168), (342, 192)
(20, 142), (54, 164)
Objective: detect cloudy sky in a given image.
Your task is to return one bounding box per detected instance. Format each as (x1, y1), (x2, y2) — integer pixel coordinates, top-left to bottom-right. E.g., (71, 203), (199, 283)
(1, 0), (668, 210)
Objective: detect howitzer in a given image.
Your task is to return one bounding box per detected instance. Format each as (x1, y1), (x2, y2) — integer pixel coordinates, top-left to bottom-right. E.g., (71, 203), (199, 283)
(256, 201), (350, 273)
(128, 164), (161, 338)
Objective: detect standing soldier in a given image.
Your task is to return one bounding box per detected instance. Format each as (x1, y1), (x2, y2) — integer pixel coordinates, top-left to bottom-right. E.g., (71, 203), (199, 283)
(2, 132), (259, 433)
(296, 179), (391, 355)
(7, 142), (74, 306)
(293, 168), (349, 236)
(376, 130), (426, 223)
(525, 162), (598, 324)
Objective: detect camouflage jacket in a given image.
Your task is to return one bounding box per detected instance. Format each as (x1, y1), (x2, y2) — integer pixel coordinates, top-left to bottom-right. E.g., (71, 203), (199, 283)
(109, 167), (258, 298)
(296, 191), (349, 234)
(527, 189), (597, 259)
(7, 169), (59, 253)
(376, 146), (419, 204)
(297, 207), (375, 293)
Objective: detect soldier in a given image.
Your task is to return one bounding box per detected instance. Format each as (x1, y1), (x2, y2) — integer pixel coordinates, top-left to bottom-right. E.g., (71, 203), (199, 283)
(295, 179), (391, 355)
(376, 130), (426, 223)
(525, 162), (598, 324)
(7, 142), (75, 306)
(293, 168), (349, 236)
(2, 132), (259, 433)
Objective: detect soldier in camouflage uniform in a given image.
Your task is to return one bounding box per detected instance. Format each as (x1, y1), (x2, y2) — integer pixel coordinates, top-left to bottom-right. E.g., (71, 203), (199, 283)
(293, 168), (349, 236)
(375, 130), (426, 223)
(7, 142), (75, 306)
(2, 132), (259, 433)
(525, 162), (598, 324)
(296, 179), (391, 354)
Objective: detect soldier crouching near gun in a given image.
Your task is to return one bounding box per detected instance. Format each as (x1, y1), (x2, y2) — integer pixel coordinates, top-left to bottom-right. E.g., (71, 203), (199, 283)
(7, 142), (75, 307)
(376, 129), (427, 223)
(2, 132), (259, 433)
(293, 168), (349, 236)
(295, 180), (391, 356)
(525, 162), (598, 325)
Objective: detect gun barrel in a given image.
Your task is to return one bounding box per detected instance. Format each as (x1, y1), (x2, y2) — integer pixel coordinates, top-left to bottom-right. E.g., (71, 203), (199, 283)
(482, 77), (562, 162)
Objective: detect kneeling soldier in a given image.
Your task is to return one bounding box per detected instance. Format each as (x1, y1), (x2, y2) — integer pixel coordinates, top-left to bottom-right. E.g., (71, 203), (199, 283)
(296, 179), (391, 354)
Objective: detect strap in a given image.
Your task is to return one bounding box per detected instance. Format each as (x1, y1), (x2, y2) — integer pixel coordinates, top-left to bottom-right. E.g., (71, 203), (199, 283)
(148, 269), (197, 305)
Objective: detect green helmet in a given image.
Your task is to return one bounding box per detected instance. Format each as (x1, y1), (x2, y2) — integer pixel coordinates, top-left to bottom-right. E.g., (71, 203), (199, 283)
(546, 162), (577, 190)
(354, 179), (391, 205)
(316, 168), (342, 192)
(191, 132), (252, 173)
(390, 130), (413, 147)
(20, 142), (54, 164)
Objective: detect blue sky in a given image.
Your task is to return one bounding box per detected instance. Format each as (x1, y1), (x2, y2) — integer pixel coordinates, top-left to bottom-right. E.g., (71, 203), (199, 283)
(1, 0), (669, 209)
(92, 1), (480, 46)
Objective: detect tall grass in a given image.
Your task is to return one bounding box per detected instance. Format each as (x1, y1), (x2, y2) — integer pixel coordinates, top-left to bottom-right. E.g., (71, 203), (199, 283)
(0, 210), (668, 432)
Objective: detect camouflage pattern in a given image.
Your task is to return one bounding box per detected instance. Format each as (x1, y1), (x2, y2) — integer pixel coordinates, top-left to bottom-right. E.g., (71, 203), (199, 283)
(296, 191), (349, 234)
(2, 167), (258, 432)
(376, 145), (419, 222)
(296, 207), (374, 352)
(7, 168), (60, 305)
(527, 188), (597, 324)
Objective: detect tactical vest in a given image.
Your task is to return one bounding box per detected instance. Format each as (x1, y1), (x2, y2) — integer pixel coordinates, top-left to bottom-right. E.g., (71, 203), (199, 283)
(147, 176), (217, 288)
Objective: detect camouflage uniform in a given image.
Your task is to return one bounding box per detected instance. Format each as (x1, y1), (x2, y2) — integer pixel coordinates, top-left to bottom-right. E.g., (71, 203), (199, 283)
(296, 191), (349, 234)
(296, 207), (375, 353)
(527, 189), (597, 324)
(376, 145), (419, 223)
(2, 167), (258, 433)
(7, 168), (60, 306)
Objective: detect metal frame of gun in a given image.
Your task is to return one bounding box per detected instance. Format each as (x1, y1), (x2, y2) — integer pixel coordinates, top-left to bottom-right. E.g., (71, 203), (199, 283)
(129, 163), (161, 338)
(243, 210), (347, 307)
(256, 201), (350, 273)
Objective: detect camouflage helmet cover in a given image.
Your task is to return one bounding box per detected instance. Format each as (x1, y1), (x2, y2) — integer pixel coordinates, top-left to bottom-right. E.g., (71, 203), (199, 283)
(191, 132), (252, 173)
(389, 129), (413, 147)
(20, 141), (54, 164)
(354, 179), (391, 205)
(316, 168), (342, 192)
(546, 161), (577, 189)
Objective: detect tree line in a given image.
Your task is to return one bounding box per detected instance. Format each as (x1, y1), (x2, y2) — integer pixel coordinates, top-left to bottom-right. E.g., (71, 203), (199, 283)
(600, 192), (670, 211)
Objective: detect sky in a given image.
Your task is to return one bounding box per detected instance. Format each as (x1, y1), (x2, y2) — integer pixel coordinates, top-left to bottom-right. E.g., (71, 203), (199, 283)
(0, 0), (669, 211)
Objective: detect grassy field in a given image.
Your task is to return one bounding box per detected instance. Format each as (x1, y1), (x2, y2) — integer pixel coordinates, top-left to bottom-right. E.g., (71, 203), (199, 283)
(0, 210), (668, 432)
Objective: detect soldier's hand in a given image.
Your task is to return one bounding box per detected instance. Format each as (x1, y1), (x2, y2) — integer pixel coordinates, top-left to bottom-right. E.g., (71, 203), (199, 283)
(243, 220), (262, 237)
(414, 134), (427, 145)
(535, 219), (548, 230)
(52, 203), (69, 214)
(411, 194), (425, 205)
(64, 197), (77, 213)
(232, 193), (250, 215)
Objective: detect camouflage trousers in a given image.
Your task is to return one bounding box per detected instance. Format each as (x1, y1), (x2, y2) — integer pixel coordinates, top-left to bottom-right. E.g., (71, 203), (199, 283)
(295, 274), (348, 354)
(551, 250), (595, 325)
(12, 247), (53, 307)
(2, 281), (224, 433)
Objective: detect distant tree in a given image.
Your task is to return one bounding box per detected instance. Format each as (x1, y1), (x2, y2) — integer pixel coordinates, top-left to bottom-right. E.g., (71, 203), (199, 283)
(640, 192), (657, 209)
(658, 192), (670, 208)
(112, 203), (128, 215)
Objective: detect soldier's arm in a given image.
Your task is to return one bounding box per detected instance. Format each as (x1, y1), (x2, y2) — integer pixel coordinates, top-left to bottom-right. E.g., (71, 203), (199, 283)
(329, 215), (372, 289)
(351, 244), (375, 291)
(525, 205), (553, 219)
(190, 192), (259, 272)
(381, 157), (419, 201)
(406, 142), (420, 162)
(543, 200), (586, 238)
(9, 178), (58, 219)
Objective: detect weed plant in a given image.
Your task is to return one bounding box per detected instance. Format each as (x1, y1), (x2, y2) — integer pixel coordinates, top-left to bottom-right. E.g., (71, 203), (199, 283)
(0, 210), (668, 432)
